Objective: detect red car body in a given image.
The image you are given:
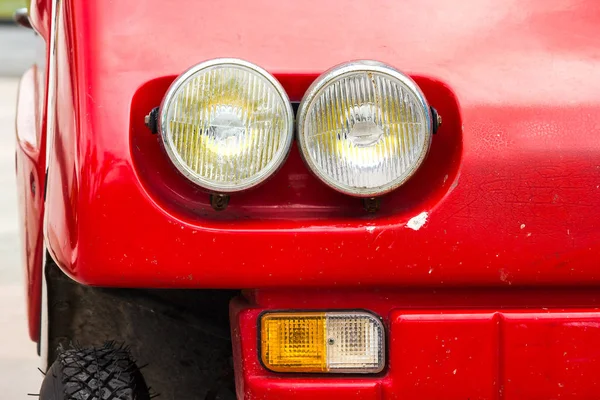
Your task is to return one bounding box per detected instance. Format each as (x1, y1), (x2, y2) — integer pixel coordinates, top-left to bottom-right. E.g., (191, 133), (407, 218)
(15, 0), (600, 398)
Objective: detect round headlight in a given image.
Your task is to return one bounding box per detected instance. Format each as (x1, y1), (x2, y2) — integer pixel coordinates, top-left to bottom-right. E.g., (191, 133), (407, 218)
(159, 58), (294, 193)
(297, 61), (433, 197)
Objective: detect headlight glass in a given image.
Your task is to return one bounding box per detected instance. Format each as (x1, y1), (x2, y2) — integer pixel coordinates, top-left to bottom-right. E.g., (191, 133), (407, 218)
(159, 59), (294, 193)
(297, 61), (433, 197)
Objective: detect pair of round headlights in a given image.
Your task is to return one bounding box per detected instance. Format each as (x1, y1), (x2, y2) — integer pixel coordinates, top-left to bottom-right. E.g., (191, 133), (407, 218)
(158, 58), (434, 197)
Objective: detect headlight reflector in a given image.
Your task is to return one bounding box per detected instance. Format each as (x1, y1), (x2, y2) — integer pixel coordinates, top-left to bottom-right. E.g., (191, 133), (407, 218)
(159, 59), (294, 192)
(297, 61), (433, 197)
(260, 311), (385, 373)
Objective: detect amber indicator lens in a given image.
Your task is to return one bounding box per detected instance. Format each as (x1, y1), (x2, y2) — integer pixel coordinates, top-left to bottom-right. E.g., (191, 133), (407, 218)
(260, 311), (385, 373)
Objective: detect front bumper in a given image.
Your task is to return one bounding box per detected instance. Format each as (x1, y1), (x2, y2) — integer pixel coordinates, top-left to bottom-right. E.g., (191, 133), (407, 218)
(231, 289), (600, 399)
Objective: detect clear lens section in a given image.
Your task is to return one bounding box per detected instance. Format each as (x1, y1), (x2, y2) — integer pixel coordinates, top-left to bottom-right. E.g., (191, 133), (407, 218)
(260, 311), (385, 373)
(160, 60), (293, 192)
(326, 313), (384, 372)
(298, 62), (432, 196)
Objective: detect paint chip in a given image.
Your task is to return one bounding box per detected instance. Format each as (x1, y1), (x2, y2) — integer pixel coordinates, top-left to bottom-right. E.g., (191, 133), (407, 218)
(407, 212), (428, 231)
(365, 226), (376, 233)
(520, 224), (526, 229)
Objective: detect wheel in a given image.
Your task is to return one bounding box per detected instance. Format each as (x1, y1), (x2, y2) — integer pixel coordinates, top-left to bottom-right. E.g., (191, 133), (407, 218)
(39, 342), (151, 400)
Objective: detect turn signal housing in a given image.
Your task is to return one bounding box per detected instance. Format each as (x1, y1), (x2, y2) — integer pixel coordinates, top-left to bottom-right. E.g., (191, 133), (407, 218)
(260, 311), (385, 373)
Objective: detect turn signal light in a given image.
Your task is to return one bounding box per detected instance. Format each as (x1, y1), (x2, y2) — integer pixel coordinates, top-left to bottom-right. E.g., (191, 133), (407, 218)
(260, 311), (385, 373)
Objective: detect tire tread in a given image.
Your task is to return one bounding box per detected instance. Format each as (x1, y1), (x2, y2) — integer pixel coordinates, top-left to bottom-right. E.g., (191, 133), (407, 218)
(51, 342), (149, 400)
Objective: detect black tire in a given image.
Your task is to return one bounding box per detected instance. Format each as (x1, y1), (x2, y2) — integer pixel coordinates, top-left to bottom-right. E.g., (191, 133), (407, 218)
(39, 342), (151, 400)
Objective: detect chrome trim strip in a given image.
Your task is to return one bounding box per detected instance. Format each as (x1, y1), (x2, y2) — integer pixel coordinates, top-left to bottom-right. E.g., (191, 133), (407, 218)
(44, 0), (59, 167)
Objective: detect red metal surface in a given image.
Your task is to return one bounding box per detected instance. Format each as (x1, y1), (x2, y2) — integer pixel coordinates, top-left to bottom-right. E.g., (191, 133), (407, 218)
(15, 67), (46, 341)
(231, 290), (600, 399)
(17, 0), (50, 342)
(29, 0), (51, 39)
(44, 0), (600, 288)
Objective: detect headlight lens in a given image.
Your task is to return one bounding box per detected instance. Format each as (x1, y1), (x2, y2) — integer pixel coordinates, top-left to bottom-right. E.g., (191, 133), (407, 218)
(159, 58), (294, 193)
(297, 61), (433, 197)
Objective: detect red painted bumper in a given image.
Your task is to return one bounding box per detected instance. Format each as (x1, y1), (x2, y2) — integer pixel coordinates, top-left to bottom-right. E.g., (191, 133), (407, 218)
(231, 290), (600, 399)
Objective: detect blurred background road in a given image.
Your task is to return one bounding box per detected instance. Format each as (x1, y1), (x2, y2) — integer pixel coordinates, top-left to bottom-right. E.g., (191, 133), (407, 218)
(0, 0), (44, 395)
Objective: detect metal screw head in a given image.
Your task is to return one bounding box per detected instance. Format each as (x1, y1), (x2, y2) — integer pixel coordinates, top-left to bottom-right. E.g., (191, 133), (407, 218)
(210, 194), (230, 211)
(145, 107), (160, 134)
(30, 172), (36, 195)
(431, 107), (442, 134)
(362, 197), (380, 213)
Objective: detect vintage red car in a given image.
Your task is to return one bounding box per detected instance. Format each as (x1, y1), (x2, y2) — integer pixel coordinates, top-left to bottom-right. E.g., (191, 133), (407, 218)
(14, 0), (600, 399)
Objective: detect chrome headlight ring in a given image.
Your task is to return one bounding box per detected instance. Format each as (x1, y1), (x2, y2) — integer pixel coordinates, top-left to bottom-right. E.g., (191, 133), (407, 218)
(158, 58), (294, 193)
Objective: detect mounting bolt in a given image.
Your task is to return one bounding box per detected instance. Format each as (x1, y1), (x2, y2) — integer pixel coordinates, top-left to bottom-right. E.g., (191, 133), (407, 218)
(145, 107), (159, 134)
(30, 172), (36, 195)
(431, 107), (442, 134)
(362, 197), (380, 213)
(210, 194), (230, 211)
